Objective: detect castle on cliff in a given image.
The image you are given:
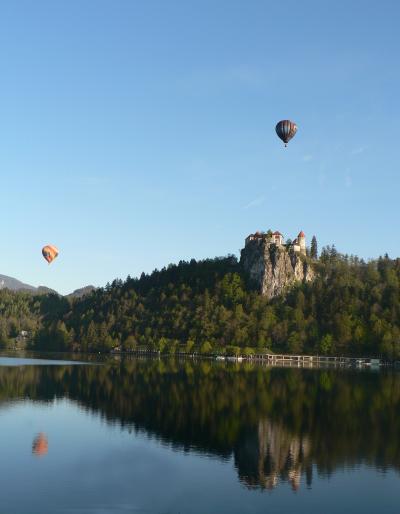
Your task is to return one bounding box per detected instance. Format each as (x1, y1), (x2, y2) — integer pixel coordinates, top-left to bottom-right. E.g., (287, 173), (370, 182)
(245, 230), (307, 255)
(241, 229), (313, 299)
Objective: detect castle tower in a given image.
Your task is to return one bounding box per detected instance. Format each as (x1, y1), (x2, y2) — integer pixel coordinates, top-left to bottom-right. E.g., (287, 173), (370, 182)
(272, 231), (284, 246)
(297, 231), (306, 255)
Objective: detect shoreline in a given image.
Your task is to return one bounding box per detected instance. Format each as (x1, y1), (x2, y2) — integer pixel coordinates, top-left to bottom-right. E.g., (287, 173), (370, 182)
(2, 347), (394, 369)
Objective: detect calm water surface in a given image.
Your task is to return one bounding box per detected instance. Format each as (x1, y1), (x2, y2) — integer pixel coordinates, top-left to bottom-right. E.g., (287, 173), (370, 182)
(0, 354), (399, 513)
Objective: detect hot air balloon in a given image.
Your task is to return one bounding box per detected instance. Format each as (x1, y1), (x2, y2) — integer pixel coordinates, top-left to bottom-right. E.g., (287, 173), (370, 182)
(32, 433), (48, 457)
(275, 120), (297, 147)
(42, 245), (59, 264)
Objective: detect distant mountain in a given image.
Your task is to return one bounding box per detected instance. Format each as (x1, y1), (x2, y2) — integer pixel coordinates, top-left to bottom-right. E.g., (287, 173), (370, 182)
(0, 274), (57, 295)
(0, 274), (37, 292)
(67, 285), (96, 298)
(0, 274), (96, 298)
(37, 286), (59, 295)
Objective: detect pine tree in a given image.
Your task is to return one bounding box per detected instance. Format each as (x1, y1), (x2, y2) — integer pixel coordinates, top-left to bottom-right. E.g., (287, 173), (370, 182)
(311, 235), (318, 259)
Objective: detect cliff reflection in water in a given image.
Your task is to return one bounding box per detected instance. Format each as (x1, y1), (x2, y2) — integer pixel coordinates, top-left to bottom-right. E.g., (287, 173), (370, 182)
(1, 358), (399, 490)
(235, 419), (311, 490)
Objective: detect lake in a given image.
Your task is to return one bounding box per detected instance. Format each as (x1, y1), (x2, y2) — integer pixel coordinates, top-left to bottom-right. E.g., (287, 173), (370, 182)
(0, 354), (399, 513)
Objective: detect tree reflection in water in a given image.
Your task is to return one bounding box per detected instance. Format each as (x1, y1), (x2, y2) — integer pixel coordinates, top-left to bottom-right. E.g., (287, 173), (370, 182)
(1, 358), (399, 490)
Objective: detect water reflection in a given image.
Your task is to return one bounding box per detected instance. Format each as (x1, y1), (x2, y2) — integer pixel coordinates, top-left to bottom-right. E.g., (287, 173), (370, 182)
(1, 358), (399, 490)
(32, 433), (48, 457)
(235, 419), (312, 490)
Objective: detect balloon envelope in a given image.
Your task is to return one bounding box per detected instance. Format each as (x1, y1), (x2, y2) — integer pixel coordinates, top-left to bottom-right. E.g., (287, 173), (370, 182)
(42, 245), (59, 264)
(275, 120), (297, 145)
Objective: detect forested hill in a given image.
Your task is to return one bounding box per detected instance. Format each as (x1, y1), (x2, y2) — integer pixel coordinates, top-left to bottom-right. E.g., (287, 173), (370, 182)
(26, 248), (400, 360)
(0, 250), (398, 359)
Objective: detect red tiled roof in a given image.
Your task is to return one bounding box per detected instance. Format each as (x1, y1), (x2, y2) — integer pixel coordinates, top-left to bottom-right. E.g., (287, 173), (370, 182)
(272, 231), (282, 236)
(298, 231), (305, 238)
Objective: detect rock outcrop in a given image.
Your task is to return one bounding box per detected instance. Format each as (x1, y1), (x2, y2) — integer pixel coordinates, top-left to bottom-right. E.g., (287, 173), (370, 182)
(240, 239), (314, 299)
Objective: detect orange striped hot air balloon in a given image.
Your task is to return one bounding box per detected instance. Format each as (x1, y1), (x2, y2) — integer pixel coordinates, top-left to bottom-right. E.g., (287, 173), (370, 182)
(42, 245), (59, 264)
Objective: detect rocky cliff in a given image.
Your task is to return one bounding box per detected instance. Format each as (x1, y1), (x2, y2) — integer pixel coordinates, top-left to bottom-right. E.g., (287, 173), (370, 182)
(240, 240), (314, 299)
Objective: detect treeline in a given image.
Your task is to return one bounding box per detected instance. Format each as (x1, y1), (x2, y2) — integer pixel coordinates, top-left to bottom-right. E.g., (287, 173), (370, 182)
(28, 248), (400, 359)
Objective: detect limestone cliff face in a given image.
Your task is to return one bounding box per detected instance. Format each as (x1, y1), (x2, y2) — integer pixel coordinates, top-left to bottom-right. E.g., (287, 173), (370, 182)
(240, 240), (314, 299)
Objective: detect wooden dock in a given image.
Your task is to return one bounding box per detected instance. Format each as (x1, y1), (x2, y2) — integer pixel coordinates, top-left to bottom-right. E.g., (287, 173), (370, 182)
(246, 353), (380, 368)
(111, 347), (382, 368)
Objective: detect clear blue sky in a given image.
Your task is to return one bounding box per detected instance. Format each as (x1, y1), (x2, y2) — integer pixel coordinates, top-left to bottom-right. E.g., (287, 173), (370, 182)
(1, 0), (399, 294)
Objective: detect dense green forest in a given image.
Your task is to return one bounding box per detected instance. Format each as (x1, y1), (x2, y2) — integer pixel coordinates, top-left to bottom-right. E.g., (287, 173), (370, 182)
(0, 289), (41, 347)
(1, 247), (400, 359)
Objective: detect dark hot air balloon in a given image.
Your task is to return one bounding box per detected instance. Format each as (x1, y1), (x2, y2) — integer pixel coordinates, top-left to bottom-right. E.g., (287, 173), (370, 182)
(42, 245), (59, 264)
(275, 120), (297, 147)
